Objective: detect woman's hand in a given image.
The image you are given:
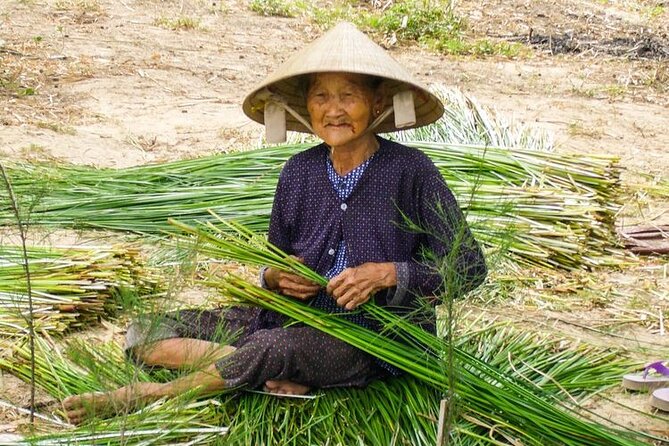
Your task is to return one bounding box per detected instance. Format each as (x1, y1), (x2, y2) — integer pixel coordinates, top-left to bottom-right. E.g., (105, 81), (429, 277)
(326, 262), (397, 310)
(264, 258), (321, 300)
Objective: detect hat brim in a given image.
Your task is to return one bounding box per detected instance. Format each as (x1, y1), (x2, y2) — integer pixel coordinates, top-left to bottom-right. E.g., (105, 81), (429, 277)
(242, 22), (444, 134)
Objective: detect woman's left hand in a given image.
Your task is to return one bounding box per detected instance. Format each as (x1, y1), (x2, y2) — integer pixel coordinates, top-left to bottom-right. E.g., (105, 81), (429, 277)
(326, 262), (396, 310)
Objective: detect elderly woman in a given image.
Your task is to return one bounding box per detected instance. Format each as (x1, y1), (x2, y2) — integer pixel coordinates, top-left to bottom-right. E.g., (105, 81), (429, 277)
(63, 22), (486, 423)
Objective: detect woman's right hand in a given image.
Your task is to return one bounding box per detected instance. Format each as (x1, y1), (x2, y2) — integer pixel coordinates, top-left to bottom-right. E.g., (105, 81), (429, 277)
(264, 259), (321, 300)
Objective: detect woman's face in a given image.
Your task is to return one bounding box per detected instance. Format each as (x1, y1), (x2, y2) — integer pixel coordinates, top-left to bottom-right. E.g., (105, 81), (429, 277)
(306, 72), (381, 150)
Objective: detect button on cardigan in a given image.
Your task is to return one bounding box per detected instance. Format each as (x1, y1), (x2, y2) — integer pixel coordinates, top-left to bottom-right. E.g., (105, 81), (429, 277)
(268, 137), (487, 312)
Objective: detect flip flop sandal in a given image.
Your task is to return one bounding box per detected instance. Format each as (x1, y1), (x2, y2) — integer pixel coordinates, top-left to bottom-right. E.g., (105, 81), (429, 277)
(622, 361), (669, 391)
(650, 388), (669, 412)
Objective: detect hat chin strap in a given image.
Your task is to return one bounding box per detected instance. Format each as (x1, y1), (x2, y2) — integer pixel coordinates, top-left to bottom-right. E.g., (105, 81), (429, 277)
(281, 103), (315, 134)
(365, 90), (417, 135)
(365, 106), (393, 135)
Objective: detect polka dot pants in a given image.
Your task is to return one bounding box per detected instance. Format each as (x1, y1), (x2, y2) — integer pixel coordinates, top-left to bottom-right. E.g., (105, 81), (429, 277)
(125, 307), (383, 390)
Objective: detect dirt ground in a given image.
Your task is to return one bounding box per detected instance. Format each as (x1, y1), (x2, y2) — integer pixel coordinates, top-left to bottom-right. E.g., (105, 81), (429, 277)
(1, 0), (668, 441)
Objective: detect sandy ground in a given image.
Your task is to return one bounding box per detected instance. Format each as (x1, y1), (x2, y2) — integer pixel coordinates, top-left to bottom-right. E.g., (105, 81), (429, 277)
(1, 0), (668, 441)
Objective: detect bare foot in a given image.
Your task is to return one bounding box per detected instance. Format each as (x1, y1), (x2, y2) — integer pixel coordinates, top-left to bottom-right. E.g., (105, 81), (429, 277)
(263, 380), (310, 396)
(62, 382), (165, 425)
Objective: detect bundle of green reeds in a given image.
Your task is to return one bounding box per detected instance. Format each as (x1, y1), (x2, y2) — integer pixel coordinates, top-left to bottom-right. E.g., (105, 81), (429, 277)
(225, 279), (658, 445)
(0, 245), (160, 337)
(217, 314), (642, 446)
(168, 218), (659, 445)
(0, 140), (626, 269)
(27, 401), (228, 446)
(0, 312), (643, 445)
(0, 338), (227, 445)
(395, 88), (625, 268)
(0, 148), (283, 233)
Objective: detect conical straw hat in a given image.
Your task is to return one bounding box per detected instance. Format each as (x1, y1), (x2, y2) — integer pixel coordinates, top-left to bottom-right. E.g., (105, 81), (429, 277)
(242, 22), (444, 134)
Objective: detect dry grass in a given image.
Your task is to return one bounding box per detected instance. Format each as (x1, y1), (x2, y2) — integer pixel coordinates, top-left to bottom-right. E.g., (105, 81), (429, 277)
(154, 15), (203, 31)
(0, 36), (98, 130)
(567, 120), (604, 138)
(52, 0), (102, 13)
(15, 144), (58, 162)
(35, 121), (76, 135)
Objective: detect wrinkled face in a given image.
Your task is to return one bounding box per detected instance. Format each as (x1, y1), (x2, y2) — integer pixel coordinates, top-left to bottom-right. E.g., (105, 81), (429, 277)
(306, 72), (381, 150)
